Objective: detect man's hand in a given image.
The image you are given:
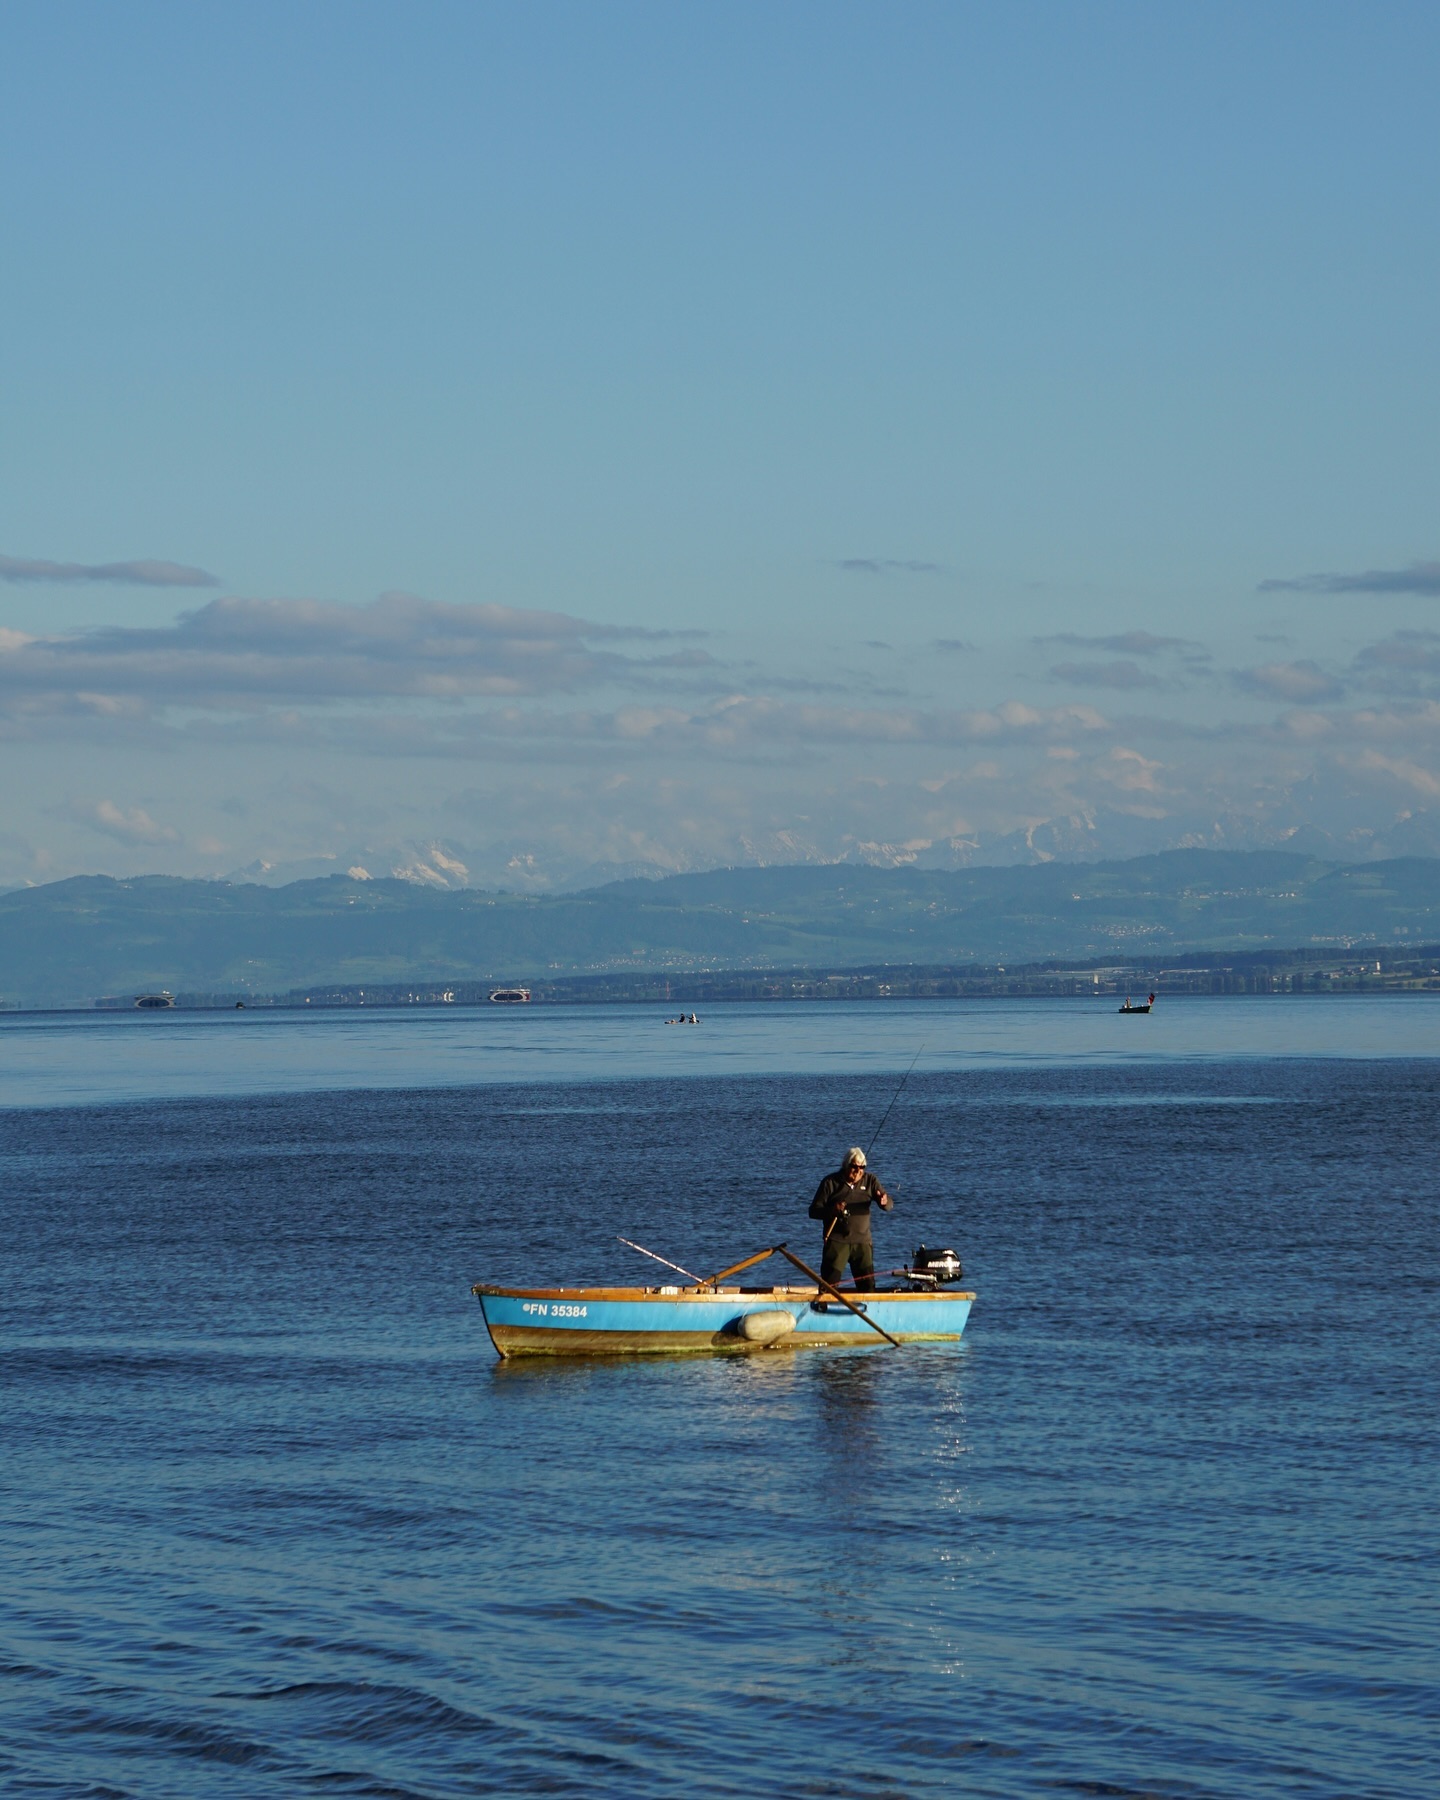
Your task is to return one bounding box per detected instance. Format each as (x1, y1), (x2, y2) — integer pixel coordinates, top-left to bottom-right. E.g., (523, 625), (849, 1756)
(878, 1189), (893, 1211)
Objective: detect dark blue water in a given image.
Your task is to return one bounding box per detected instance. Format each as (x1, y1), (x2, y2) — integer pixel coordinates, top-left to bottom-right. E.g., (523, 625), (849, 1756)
(2, 1037), (1436, 1796)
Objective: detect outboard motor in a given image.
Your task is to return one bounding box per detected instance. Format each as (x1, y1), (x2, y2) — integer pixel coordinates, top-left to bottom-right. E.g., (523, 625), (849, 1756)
(911, 1246), (964, 1285)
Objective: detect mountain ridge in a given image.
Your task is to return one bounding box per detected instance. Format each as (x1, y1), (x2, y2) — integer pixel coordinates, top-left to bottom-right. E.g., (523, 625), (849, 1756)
(2, 849), (1439, 1006)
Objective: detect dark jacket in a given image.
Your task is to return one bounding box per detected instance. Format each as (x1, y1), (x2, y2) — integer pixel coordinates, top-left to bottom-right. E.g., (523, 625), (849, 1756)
(809, 1168), (887, 1237)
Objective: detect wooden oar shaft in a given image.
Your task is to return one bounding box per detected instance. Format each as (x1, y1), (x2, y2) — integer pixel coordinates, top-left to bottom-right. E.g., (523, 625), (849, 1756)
(776, 1246), (902, 1349)
(702, 1245), (788, 1288)
(703, 1244), (785, 1287)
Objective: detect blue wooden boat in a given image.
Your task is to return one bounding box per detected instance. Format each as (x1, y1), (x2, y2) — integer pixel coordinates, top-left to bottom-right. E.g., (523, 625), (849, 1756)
(471, 1278), (974, 1358)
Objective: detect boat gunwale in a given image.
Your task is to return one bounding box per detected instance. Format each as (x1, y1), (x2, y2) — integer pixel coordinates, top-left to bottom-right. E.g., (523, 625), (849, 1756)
(471, 1281), (976, 1303)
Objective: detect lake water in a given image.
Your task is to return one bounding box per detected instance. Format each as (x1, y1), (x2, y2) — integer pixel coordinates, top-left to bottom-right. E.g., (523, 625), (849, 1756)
(1, 1000), (1436, 1798)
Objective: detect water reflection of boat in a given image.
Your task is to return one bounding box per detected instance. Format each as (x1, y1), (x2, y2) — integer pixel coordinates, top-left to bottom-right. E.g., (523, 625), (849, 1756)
(488, 987), (531, 1004)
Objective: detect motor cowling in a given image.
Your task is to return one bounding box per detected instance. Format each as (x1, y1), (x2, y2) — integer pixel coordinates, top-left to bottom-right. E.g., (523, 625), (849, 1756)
(912, 1246), (963, 1284)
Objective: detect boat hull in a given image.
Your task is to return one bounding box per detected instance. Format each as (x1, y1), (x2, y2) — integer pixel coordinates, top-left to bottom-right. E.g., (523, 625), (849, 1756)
(472, 1283), (974, 1358)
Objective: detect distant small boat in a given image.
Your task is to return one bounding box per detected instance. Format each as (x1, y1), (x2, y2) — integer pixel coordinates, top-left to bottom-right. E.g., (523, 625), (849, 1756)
(1119, 992), (1156, 1014)
(664, 1013), (701, 1024)
(489, 987), (531, 1004)
(134, 992), (175, 1009)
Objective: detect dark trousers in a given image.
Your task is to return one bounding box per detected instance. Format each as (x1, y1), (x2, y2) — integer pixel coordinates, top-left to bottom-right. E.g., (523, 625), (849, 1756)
(821, 1232), (875, 1290)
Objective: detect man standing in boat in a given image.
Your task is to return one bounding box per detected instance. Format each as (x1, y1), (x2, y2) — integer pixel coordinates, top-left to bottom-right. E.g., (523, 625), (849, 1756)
(809, 1148), (892, 1291)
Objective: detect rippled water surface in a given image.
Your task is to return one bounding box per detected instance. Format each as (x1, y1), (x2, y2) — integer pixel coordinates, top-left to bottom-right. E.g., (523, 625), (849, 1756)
(1, 1004), (1436, 1798)
(4, 994), (1440, 1108)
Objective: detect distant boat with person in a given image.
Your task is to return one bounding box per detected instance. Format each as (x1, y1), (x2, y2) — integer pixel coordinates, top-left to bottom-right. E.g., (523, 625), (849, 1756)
(1119, 992), (1156, 1014)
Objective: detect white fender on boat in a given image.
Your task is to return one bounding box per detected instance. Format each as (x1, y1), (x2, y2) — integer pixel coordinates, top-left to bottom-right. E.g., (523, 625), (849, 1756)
(736, 1309), (797, 1344)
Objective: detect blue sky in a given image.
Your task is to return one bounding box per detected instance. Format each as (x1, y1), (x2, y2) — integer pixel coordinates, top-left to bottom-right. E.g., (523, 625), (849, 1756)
(2, 2), (1438, 887)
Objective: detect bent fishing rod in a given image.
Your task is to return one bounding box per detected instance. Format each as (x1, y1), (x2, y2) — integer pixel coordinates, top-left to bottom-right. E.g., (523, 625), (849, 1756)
(865, 1039), (927, 1160)
(824, 1040), (928, 1244)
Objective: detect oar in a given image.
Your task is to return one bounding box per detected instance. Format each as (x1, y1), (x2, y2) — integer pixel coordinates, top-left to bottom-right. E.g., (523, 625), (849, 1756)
(777, 1245), (902, 1349)
(702, 1245), (785, 1287)
(699, 1242), (903, 1348)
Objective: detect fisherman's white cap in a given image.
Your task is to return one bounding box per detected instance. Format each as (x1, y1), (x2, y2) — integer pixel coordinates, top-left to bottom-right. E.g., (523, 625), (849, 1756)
(845, 1147), (867, 1167)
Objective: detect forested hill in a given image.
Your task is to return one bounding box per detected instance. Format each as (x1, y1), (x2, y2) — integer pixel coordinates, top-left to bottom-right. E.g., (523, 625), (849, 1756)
(2, 849), (1439, 1006)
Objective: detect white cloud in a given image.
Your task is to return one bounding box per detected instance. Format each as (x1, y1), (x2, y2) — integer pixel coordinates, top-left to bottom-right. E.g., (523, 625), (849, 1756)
(1236, 660), (1345, 703)
(1040, 631), (1196, 656)
(1050, 659), (1163, 690)
(1093, 747), (1164, 793)
(0, 593), (710, 712)
(837, 558), (943, 576)
(73, 800), (181, 846)
(1278, 700), (1440, 745)
(9, 588), (1440, 886)
(1345, 749), (1440, 799)
(1260, 561), (1440, 597)
(0, 555), (219, 587)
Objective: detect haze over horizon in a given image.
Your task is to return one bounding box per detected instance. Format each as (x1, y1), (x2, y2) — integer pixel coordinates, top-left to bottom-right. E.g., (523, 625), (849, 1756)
(3, 3), (1439, 892)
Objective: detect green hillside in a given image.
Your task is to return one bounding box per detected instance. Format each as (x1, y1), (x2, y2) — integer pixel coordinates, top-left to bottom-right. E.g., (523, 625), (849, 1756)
(2, 850), (1439, 1006)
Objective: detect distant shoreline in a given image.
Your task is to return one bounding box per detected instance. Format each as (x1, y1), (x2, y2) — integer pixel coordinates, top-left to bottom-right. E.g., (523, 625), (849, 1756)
(6, 850), (1440, 1010)
(19, 942), (1434, 1011)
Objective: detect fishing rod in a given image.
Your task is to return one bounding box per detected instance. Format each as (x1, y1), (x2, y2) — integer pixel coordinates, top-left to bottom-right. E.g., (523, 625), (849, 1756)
(865, 1039), (928, 1159)
(823, 1040), (929, 1245)
(616, 1235), (703, 1284)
